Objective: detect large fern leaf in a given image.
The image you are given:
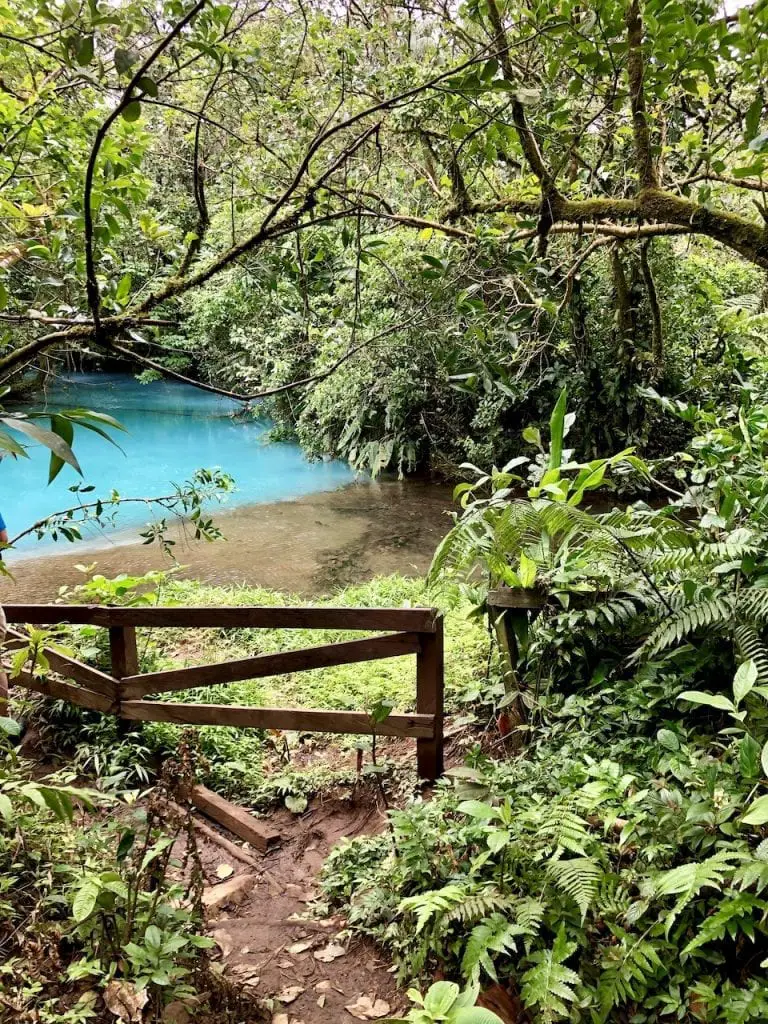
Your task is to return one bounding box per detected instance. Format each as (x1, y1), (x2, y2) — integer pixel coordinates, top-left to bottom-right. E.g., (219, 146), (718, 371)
(547, 857), (604, 920)
(520, 925), (581, 1023)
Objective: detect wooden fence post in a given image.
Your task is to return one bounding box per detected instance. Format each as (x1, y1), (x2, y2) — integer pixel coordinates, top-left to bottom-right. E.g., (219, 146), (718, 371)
(109, 625), (138, 722)
(416, 613), (444, 781)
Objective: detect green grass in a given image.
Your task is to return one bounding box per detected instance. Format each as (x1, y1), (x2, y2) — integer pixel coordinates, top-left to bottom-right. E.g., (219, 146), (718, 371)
(136, 574), (489, 802)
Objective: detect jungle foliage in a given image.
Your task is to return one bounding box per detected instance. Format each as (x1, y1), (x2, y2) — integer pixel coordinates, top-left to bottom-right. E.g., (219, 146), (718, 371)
(7, 0), (768, 1021)
(3, 0), (768, 472)
(319, 382), (768, 1021)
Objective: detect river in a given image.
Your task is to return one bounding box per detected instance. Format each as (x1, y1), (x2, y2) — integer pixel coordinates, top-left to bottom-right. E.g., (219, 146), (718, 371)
(0, 373), (453, 600)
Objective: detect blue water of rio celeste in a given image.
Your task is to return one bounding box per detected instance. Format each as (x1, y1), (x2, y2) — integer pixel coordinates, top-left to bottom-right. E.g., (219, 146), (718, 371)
(3, 373), (356, 551)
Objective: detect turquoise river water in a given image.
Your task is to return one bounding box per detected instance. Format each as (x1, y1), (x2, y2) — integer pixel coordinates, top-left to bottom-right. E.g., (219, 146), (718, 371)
(2, 373), (356, 551)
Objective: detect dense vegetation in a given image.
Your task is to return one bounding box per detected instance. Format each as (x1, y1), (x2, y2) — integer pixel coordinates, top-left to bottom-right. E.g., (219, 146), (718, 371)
(5, 0), (768, 1021)
(2, 0), (768, 473)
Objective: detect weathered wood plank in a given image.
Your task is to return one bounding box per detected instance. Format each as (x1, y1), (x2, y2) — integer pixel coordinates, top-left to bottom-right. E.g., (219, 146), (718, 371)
(11, 669), (116, 713)
(110, 626), (139, 679)
(120, 700), (435, 737)
(6, 627), (119, 698)
(416, 613), (445, 781)
(185, 785), (281, 853)
(121, 632), (421, 699)
(3, 604), (439, 632)
(487, 588), (548, 610)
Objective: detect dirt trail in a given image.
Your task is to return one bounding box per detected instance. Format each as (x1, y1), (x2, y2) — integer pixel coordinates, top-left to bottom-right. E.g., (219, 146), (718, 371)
(195, 795), (405, 1023)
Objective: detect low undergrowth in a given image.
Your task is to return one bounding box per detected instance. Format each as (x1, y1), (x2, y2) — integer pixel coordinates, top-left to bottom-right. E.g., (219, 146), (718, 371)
(0, 733), (249, 1023)
(317, 387), (768, 1022)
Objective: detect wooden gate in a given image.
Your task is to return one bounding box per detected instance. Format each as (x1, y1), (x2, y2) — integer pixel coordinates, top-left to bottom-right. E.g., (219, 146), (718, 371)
(2, 604), (445, 780)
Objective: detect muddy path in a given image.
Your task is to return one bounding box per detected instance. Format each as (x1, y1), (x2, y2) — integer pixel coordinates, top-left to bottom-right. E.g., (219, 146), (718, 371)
(2, 480), (454, 602)
(194, 793), (405, 1023)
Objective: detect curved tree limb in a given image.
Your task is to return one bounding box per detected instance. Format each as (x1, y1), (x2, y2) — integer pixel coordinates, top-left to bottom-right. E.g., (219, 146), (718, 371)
(82, 0), (208, 334)
(105, 313), (431, 403)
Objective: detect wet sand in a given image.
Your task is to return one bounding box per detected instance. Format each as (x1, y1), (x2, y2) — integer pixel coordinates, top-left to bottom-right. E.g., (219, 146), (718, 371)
(0, 480), (455, 602)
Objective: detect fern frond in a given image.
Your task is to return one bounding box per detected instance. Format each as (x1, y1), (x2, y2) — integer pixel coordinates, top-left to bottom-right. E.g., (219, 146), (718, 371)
(683, 892), (767, 954)
(547, 856), (604, 920)
(520, 925), (581, 1024)
(654, 849), (743, 934)
(640, 594), (736, 658)
(737, 588), (768, 623)
(398, 883), (467, 934)
(445, 889), (513, 926)
(733, 840), (768, 894)
(596, 930), (665, 1021)
(460, 913), (523, 984)
(734, 624), (768, 683)
(512, 896), (546, 935)
(533, 807), (591, 857)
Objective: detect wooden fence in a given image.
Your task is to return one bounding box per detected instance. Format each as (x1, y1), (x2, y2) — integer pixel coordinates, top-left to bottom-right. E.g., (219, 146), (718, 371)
(2, 604), (445, 780)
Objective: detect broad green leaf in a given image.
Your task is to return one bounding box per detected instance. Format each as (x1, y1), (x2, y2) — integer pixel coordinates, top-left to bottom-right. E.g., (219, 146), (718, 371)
(657, 728), (679, 752)
(548, 387), (567, 472)
(49, 414), (74, 484)
(746, 94), (763, 142)
(115, 272), (132, 304)
(454, 1010), (506, 1024)
(139, 835), (174, 873)
(740, 733), (761, 780)
(734, 660), (758, 705)
(0, 417), (81, 477)
(678, 691), (734, 712)
(458, 800), (497, 820)
(518, 552), (537, 589)
(762, 740), (768, 778)
(0, 792), (13, 821)
(743, 794), (768, 826)
(138, 76), (158, 98)
(522, 425), (542, 448)
(423, 981), (460, 1015)
(76, 34), (94, 66)
(0, 716), (21, 737)
(114, 47), (137, 75)
(72, 881), (100, 923)
(122, 100), (141, 123)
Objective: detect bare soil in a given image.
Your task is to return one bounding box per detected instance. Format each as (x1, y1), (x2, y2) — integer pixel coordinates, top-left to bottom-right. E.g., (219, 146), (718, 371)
(1, 480), (453, 602)
(195, 793), (406, 1023)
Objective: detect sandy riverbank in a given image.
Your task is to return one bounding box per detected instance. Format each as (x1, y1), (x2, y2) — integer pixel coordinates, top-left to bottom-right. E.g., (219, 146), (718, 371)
(0, 480), (455, 602)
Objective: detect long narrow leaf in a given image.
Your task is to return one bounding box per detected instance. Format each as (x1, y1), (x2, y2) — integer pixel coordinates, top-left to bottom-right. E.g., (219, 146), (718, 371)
(548, 387), (567, 472)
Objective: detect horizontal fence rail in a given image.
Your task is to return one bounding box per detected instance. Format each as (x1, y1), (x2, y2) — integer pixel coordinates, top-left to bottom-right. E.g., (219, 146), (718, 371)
(4, 604), (439, 632)
(2, 604), (445, 780)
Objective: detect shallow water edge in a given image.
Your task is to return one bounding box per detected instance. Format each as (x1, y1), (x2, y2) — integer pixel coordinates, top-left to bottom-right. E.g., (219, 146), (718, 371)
(1, 479), (454, 602)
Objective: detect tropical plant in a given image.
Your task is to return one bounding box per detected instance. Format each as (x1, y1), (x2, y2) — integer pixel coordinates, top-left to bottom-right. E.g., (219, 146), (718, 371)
(385, 981), (505, 1024)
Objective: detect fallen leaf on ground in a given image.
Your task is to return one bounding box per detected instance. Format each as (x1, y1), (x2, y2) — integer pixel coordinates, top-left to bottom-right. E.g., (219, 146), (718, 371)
(313, 942), (346, 962)
(216, 863), (234, 880)
(276, 985), (305, 1004)
(271, 1016), (289, 1024)
(317, 994), (326, 1008)
(288, 940), (314, 954)
(229, 964), (261, 982)
(162, 1001), (191, 1024)
(210, 929), (233, 958)
(315, 980), (332, 992)
(104, 980), (148, 1022)
(344, 995), (392, 1020)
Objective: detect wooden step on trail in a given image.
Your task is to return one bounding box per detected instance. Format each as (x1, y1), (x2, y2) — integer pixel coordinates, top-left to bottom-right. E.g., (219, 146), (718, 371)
(186, 784), (282, 854)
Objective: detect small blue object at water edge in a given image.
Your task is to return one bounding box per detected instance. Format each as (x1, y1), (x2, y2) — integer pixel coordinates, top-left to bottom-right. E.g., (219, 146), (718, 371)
(2, 373), (356, 551)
